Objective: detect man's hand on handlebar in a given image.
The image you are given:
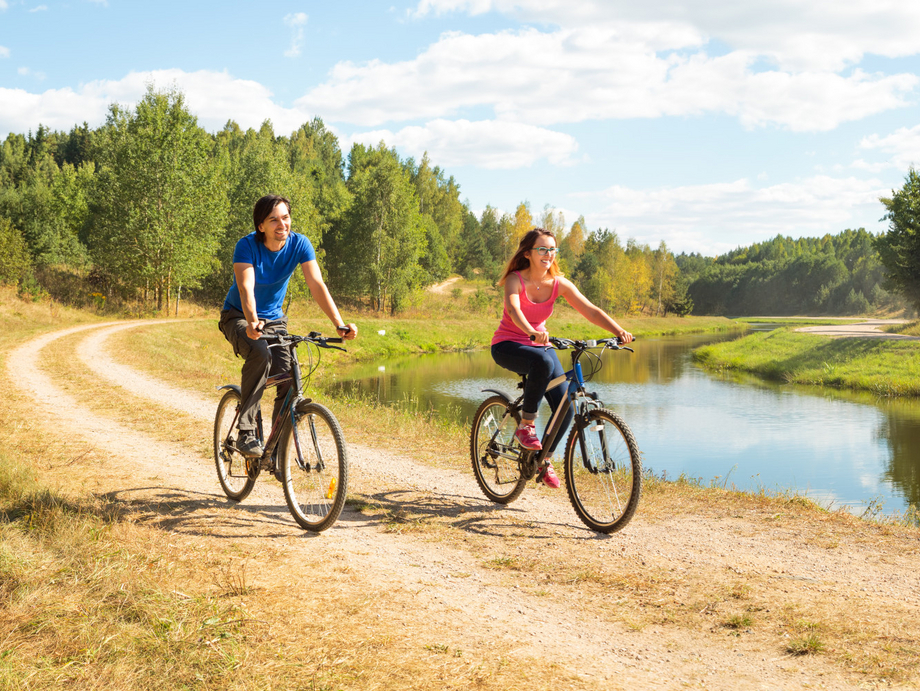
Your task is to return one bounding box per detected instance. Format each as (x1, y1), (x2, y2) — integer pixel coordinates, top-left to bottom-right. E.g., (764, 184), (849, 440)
(246, 320), (265, 341)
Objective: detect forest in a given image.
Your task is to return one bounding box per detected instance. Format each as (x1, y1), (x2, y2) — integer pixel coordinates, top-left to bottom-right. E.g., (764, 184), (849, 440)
(0, 85), (912, 318)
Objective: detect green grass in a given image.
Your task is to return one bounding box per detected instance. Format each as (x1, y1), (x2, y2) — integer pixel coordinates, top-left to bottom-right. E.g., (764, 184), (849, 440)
(693, 328), (920, 396)
(733, 316), (868, 326)
(885, 320), (920, 336)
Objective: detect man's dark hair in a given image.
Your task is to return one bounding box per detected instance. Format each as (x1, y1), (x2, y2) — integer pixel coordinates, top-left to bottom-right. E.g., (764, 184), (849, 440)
(252, 195), (292, 243)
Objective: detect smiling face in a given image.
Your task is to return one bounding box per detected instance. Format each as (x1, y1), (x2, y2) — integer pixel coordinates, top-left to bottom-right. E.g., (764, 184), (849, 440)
(258, 202), (292, 250)
(525, 234), (558, 273)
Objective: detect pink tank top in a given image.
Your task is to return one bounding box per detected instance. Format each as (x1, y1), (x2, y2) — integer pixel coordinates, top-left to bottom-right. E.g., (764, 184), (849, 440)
(491, 272), (560, 346)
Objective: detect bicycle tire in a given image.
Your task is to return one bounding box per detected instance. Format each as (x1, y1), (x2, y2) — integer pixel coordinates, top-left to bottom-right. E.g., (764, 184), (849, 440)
(470, 396), (528, 504)
(279, 402), (348, 532)
(214, 388), (258, 502)
(563, 408), (641, 533)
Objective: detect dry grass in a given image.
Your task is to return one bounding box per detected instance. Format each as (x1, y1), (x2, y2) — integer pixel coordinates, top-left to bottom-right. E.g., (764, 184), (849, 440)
(3, 292), (920, 686)
(0, 296), (587, 690)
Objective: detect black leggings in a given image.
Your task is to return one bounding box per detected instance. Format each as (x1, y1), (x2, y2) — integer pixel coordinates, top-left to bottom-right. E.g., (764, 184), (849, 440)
(491, 340), (573, 454)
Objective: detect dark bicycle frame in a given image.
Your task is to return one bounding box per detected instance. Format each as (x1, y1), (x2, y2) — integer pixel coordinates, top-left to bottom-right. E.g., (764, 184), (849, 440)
(218, 327), (345, 474)
(481, 337), (632, 477)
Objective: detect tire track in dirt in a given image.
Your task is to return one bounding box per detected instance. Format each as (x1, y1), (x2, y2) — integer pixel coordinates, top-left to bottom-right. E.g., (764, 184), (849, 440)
(9, 320), (901, 690)
(13, 322), (660, 688)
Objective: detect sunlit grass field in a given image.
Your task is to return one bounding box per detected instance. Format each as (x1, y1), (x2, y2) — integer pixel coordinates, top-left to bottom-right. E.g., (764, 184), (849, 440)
(694, 327), (920, 396)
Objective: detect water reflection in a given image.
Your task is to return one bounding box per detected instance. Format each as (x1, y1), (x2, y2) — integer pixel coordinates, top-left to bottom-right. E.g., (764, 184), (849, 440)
(330, 333), (920, 514)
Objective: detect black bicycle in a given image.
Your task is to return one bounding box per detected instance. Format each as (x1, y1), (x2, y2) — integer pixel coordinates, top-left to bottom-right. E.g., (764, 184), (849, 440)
(470, 336), (641, 533)
(214, 330), (348, 532)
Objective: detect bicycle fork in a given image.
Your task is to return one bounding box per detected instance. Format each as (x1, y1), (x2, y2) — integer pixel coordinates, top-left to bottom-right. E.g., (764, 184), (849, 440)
(576, 410), (611, 474)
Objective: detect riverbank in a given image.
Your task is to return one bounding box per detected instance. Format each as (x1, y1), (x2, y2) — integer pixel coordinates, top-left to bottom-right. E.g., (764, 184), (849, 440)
(281, 299), (742, 364)
(693, 324), (920, 396)
(2, 293), (920, 687)
(0, 296), (920, 691)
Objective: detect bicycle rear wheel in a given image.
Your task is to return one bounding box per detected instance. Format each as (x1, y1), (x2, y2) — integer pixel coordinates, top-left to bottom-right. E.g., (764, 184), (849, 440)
(470, 396), (527, 504)
(280, 402), (348, 532)
(214, 389), (258, 502)
(563, 408), (641, 533)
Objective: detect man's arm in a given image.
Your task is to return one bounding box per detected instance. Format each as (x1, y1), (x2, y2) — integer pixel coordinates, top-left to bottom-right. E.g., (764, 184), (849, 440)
(300, 260), (358, 339)
(233, 262), (264, 340)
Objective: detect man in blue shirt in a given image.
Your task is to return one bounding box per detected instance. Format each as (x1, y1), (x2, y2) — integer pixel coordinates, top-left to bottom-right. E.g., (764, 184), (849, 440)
(219, 194), (357, 458)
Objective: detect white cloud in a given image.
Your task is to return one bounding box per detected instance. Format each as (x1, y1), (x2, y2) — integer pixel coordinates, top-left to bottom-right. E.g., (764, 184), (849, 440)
(0, 69), (316, 138)
(29, 5), (48, 12)
(582, 175), (888, 255)
(297, 24), (918, 131)
(0, 46), (8, 58)
(414, 0), (920, 72)
(17, 67), (46, 80)
(0, 1), (8, 9)
(284, 12), (308, 58)
(860, 126), (920, 173)
(345, 119), (579, 169)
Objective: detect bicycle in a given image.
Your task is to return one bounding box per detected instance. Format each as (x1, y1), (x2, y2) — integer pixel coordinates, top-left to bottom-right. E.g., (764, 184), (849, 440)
(214, 329), (349, 532)
(470, 336), (641, 533)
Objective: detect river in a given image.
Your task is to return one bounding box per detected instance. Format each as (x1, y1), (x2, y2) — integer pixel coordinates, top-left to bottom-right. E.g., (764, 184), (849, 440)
(330, 332), (920, 516)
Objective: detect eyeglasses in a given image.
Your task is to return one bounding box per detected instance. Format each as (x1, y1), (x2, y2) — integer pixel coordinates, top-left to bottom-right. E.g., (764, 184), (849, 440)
(532, 247), (558, 256)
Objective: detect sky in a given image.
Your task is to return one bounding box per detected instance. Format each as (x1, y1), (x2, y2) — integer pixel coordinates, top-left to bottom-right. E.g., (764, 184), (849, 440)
(2, 0), (920, 257)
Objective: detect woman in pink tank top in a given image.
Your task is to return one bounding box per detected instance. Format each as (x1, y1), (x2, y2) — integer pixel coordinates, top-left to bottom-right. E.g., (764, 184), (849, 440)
(491, 228), (633, 488)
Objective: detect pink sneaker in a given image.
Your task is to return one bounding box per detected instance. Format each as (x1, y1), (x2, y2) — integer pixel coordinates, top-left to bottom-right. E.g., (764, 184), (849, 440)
(538, 462), (561, 489)
(514, 424), (542, 450)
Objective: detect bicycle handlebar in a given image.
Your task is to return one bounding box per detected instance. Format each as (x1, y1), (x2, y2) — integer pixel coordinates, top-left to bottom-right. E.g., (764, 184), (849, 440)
(529, 334), (636, 352)
(259, 331), (347, 351)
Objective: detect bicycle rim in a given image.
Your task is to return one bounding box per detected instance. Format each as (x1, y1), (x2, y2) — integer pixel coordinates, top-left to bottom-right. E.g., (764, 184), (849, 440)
(214, 389), (258, 502)
(564, 408), (641, 533)
(280, 402), (348, 532)
(470, 396), (527, 504)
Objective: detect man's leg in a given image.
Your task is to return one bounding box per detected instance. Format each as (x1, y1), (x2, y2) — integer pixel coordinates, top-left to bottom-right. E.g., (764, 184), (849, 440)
(219, 309), (271, 456)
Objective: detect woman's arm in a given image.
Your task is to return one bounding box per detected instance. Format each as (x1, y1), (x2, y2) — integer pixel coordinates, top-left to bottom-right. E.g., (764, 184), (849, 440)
(558, 277), (633, 343)
(503, 273), (549, 345)
(300, 260), (358, 339)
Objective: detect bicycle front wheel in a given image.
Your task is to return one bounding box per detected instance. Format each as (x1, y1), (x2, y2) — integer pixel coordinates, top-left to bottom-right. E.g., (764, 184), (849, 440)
(279, 402), (348, 532)
(564, 408), (641, 533)
(214, 388), (258, 502)
(470, 396), (527, 504)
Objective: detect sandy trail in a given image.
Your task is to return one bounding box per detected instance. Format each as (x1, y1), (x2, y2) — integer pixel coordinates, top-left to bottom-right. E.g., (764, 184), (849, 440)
(9, 320), (919, 689)
(795, 318), (918, 339)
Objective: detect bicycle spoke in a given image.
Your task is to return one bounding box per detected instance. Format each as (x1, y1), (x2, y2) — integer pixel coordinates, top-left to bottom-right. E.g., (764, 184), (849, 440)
(281, 402), (347, 532)
(565, 409), (641, 533)
(470, 397), (528, 504)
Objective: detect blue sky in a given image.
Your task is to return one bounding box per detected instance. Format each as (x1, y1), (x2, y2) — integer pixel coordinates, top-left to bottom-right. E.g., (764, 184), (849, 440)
(3, 0), (920, 256)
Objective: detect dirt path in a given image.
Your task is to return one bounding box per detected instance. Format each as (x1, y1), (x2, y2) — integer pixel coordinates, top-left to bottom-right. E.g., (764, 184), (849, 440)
(795, 318), (918, 339)
(9, 321), (920, 689)
(427, 276), (463, 294)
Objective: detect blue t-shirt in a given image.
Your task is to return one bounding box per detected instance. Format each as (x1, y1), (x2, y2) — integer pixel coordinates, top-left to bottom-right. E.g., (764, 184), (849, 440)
(223, 232), (316, 320)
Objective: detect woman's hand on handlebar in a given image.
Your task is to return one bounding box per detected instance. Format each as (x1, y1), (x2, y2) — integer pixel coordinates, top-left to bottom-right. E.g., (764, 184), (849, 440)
(336, 323), (358, 340)
(617, 330), (634, 345)
(530, 331), (550, 346)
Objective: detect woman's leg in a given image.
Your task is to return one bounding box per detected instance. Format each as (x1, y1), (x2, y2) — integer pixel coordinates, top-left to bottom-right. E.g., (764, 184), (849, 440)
(491, 341), (559, 422)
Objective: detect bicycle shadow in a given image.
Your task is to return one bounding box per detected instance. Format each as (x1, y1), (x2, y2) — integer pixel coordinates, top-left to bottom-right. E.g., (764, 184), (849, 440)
(339, 487), (614, 541)
(98, 482), (616, 542)
(100, 484), (308, 539)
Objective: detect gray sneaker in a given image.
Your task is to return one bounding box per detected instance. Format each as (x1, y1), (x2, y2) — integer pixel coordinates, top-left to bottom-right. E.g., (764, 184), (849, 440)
(237, 432), (264, 458)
